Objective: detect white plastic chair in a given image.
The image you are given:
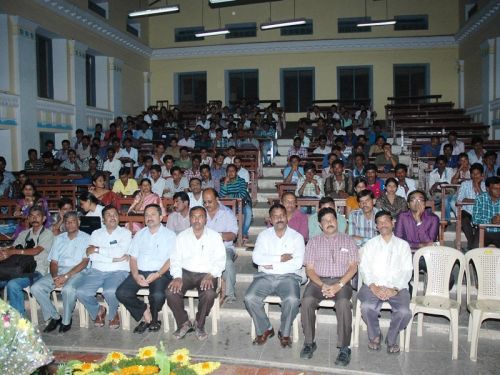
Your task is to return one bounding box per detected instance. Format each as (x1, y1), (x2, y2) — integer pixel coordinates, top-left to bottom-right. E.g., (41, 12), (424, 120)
(23, 287), (39, 326)
(404, 246), (465, 360)
(51, 287), (88, 328)
(250, 295), (300, 343)
(121, 288), (172, 333)
(465, 248), (500, 361)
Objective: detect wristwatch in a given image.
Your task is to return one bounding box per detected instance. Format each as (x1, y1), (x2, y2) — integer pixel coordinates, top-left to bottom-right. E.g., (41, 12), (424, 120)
(338, 281), (345, 288)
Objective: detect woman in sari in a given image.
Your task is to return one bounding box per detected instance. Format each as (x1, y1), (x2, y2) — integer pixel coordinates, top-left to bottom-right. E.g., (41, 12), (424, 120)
(126, 178), (166, 233)
(88, 172), (120, 209)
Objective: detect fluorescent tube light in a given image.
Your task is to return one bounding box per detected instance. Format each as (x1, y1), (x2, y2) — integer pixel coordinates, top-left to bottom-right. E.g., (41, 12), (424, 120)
(209, 0), (237, 3)
(129, 6), (179, 18)
(195, 28), (230, 37)
(356, 19), (396, 27)
(260, 18), (306, 30)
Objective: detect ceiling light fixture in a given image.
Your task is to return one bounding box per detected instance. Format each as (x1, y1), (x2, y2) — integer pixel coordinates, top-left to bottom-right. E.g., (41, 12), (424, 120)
(196, 3), (229, 37)
(128, 5), (179, 18)
(260, 0), (305, 31)
(356, 0), (396, 27)
(209, 0), (236, 3)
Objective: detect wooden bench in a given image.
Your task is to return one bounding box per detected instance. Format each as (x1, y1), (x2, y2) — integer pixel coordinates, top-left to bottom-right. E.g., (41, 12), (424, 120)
(387, 94), (443, 104)
(478, 224), (500, 247)
(26, 173), (85, 185)
(38, 185), (77, 211)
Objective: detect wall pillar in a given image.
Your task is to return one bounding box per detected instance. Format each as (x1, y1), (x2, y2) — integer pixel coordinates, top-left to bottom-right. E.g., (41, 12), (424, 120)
(143, 71), (151, 110)
(109, 57), (123, 118)
(68, 40), (87, 135)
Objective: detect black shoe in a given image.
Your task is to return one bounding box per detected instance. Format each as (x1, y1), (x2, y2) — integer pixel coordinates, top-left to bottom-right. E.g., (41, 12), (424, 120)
(335, 346), (351, 366)
(148, 321), (161, 332)
(43, 317), (62, 333)
(300, 342), (317, 359)
(133, 321), (151, 334)
(59, 320), (72, 333)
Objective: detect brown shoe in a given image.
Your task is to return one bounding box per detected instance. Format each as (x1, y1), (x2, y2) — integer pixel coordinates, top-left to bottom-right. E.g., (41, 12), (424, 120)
(109, 312), (120, 329)
(253, 327), (275, 345)
(94, 305), (106, 327)
(278, 330), (292, 348)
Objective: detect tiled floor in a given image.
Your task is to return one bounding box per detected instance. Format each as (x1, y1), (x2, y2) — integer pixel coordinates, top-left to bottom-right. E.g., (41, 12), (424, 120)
(39, 313), (500, 375)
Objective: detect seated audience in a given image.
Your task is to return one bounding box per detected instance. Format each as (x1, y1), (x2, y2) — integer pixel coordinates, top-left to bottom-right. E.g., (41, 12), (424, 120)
(164, 166), (189, 198)
(284, 155), (304, 184)
(467, 136), (485, 165)
(351, 153), (366, 178)
(175, 147), (192, 170)
(166, 206), (226, 340)
(287, 137), (308, 159)
(301, 207), (358, 364)
(308, 197), (348, 238)
(358, 210), (413, 354)
(374, 143), (399, 172)
(200, 164), (216, 190)
(295, 163), (324, 199)
(183, 155), (201, 181)
(281, 192), (309, 242)
(187, 177), (203, 208)
(79, 192), (104, 224)
(394, 190), (440, 250)
(51, 198), (74, 236)
(234, 156), (250, 184)
(368, 136), (385, 157)
(116, 204), (176, 333)
(60, 149), (85, 172)
(103, 148), (122, 181)
(24, 149), (44, 171)
(394, 164), (416, 199)
(428, 155), (454, 221)
(451, 153), (471, 184)
(75, 205), (131, 330)
(313, 135), (332, 155)
(375, 178), (408, 218)
(0, 206), (54, 315)
(89, 172), (120, 208)
(149, 165), (167, 197)
(127, 178), (166, 232)
(166, 192), (191, 234)
(112, 167), (139, 196)
(118, 138), (138, 168)
(419, 136), (440, 158)
(13, 181), (52, 238)
(439, 131), (464, 156)
(245, 203), (304, 347)
(365, 164), (384, 199)
(472, 176), (500, 248)
(457, 163), (486, 249)
(348, 189), (379, 246)
(134, 156), (153, 180)
(442, 143), (459, 168)
(482, 151), (499, 178)
(324, 160), (352, 199)
(346, 177), (368, 217)
(31, 212), (90, 333)
(211, 153), (226, 191)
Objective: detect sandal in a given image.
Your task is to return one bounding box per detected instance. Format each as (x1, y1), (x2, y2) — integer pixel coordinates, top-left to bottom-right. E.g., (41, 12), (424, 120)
(368, 332), (382, 351)
(387, 343), (400, 354)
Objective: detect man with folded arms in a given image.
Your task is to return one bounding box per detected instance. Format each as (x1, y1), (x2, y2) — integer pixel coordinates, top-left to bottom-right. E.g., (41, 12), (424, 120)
(244, 203), (305, 348)
(166, 206), (226, 340)
(75, 205), (131, 329)
(30, 211), (89, 333)
(300, 207), (358, 365)
(358, 210), (413, 354)
(116, 204), (176, 333)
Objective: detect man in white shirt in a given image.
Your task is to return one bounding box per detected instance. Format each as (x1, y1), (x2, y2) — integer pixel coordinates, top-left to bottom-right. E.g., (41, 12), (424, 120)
(75, 206), (131, 329)
(187, 177), (204, 208)
(164, 166), (189, 198)
(144, 107), (158, 124)
(103, 148), (122, 181)
(166, 192), (191, 234)
(166, 206), (226, 340)
(203, 188), (239, 303)
(116, 204), (176, 333)
(358, 210), (413, 354)
(244, 203), (305, 347)
(30, 212), (89, 333)
(234, 156), (250, 184)
(395, 164), (416, 199)
(313, 135), (332, 156)
(118, 138), (138, 168)
(150, 165), (167, 197)
(428, 155), (454, 220)
(439, 131), (465, 156)
(178, 129), (195, 149)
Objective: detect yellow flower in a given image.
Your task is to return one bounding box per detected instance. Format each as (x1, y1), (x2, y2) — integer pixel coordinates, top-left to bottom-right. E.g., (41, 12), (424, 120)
(73, 362), (98, 374)
(138, 346), (157, 359)
(169, 348), (190, 365)
(104, 351), (127, 363)
(17, 318), (30, 331)
(118, 365), (159, 374)
(189, 361), (220, 375)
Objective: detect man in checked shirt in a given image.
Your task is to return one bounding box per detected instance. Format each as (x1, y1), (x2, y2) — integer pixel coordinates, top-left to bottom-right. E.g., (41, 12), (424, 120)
(300, 207), (359, 366)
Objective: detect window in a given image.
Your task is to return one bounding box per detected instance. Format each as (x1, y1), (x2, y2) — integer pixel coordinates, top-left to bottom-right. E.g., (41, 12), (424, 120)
(227, 70), (258, 105)
(394, 15), (428, 31)
(88, 0), (108, 18)
(225, 23), (257, 39)
(338, 66), (372, 103)
(36, 34), (53, 99)
(281, 68), (314, 113)
(393, 64), (429, 98)
(175, 27), (204, 42)
(86, 54), (96, 107)
(280, 19), (313, 36)
(338, 17), (371, 33)
(178, 72), (207, 106)
(126, 20), (140, 37)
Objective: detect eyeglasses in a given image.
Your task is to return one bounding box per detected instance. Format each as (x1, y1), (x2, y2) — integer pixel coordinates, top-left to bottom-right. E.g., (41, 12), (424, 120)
(409, 198), (425, 203)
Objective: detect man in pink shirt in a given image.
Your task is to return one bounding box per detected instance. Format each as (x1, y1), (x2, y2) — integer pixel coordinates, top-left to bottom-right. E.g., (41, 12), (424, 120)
(281, 192), (309, 243)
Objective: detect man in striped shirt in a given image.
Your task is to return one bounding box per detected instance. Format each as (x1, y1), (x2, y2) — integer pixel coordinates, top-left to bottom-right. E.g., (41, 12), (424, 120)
(300, 207), (358, 366)
(348, 189), (379, 246)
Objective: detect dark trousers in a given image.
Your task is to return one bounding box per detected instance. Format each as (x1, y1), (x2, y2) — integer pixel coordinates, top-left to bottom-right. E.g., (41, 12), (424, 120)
(462, 211), (476, 250)
(116, 271), (171, 322)
(300, 277), (353, 347)
(165, 269), (218, 329)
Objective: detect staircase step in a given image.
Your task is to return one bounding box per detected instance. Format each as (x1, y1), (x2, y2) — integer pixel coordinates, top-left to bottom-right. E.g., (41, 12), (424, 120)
(277, 138), (293, 146)
(263, 167), (284, 178)
(258, 177), (282, 190)
(277, 146), (290, 156)
(257, 188), (279, 203)
(253, 201), (271, 218)
(273, 155), (288, 165)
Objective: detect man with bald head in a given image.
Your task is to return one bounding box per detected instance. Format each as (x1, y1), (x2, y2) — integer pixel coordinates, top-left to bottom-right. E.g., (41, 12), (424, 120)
(203, 188), (239, 303)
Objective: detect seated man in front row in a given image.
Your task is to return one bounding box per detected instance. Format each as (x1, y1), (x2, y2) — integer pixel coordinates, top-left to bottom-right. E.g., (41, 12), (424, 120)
(166, 206), (226, 341)
(245, 203), (305, 348)
(31, 211), (89, 333)
(359, 210), (413, 354)
(300, 207), (358, 366)
(116, 204), (176, 333)
(472, 176), (500, 247)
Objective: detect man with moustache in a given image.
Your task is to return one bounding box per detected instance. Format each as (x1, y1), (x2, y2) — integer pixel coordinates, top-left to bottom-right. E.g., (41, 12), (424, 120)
(300, 207), (358, 365)
(359, 210), (413, 354)
(244, 204), (305, 348)
(116, 204), (176, 333)
(166, 206), (226, 340)
(348, 189), (379, 246)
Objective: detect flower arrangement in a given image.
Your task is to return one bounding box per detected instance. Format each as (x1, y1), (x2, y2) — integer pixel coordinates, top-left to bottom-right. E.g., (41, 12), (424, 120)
(0, 298), (53, 375)
(56, 344), (221, 375)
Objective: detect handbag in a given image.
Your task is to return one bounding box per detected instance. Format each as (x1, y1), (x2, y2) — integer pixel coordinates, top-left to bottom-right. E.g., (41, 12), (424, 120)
(0, 254), (37, 281)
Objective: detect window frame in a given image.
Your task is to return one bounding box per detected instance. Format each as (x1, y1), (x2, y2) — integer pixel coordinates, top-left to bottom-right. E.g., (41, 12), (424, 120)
(175, 71), (207, 107)
(225, 69), (259, 106)
(36, 34), (54, 100)
(393, 63), (430, 98)
(337, 65), (373, 104)
(280, 67), (315, 113)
